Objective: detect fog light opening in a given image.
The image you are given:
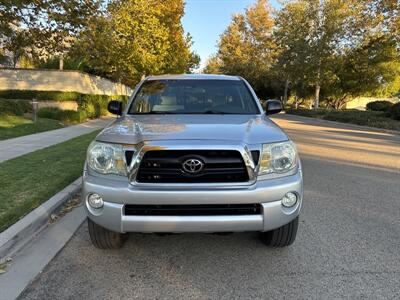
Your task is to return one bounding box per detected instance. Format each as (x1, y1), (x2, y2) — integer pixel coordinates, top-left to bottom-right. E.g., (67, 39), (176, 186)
(87, 193), (104, 209)
(281, 192), (298, 208)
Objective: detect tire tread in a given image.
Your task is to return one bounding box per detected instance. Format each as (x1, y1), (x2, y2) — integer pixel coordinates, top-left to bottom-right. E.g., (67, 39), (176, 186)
(260, 216), (299, 247)
(88, 219), (125, 249)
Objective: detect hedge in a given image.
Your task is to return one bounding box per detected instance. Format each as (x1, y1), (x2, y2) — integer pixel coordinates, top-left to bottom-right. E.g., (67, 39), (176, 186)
(389, 102), (400, 120)
(0, 99), (32, 116)
(286, 108), (400, 130)
(366, 100), (393, 112)
(38, 107), (87, 123)
(0, 89), (129, 103)
(0, 90), (81, 101)
(0, 90), (129, 119)
(78, 94), (129, 118)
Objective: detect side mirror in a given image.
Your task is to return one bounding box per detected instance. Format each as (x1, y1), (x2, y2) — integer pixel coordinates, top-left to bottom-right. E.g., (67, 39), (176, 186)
(108, 100), (123, 115)
(265, 100), (283, 115)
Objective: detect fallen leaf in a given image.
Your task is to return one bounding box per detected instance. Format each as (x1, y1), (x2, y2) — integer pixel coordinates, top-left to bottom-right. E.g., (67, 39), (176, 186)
(49, 214), (59, 223)
(0, 262), (7, 274)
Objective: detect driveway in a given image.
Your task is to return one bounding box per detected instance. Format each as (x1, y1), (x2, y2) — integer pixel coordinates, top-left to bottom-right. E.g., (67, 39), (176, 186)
(19, 114), (400, 299)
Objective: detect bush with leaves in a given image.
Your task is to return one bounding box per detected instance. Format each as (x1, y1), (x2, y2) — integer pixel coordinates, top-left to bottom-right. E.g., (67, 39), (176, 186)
(77, 94), (128, 118)
(0, 90), (81, 101)
(0, 90), (129, 118)
(389, 102), (400, 120)
(0, 99), (32, 115)
(366, 100), (394, 112)
(38, 107), (87, 123)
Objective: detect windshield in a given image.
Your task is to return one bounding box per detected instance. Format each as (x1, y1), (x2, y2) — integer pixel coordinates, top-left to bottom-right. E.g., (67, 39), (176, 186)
(128, 79), (260, 114)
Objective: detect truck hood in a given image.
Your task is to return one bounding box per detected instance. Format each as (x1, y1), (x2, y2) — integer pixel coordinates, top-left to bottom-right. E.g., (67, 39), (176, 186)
(96, 114), (288, 145)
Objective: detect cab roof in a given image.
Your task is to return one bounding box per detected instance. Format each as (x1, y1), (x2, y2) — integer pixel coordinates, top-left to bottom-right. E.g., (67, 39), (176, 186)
(146, 74), (241, 81)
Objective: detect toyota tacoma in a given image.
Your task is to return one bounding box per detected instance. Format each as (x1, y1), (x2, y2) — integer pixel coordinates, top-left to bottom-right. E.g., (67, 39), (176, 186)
(83, 74), (302, 249)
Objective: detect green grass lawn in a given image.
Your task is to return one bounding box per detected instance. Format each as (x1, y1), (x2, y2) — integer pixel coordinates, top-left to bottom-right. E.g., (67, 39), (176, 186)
(285, 109), (400, 131)
(0, 114), (65, 141)
(0, 131), (99, 232)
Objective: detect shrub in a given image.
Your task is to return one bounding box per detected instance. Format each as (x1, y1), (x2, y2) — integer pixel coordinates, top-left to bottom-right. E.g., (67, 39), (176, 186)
(0, 90), (80, 101)
(286, 108), (400, 131)
(38, 107), (87, 123)
(0, 99), (32, 115)
(77, 94), (128, 118)
(0, 90), (129, 105)
(83, 102), (97, 118)
(78, 94), (107, 118)
(389, 102), (400, 120)
(366, 100), (393, 112)
(0, 90), (130, 119)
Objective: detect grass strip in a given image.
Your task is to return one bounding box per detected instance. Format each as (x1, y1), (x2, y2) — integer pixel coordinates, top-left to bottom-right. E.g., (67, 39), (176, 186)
(0, 130), (99, 232)
(0, 114), (65, 140)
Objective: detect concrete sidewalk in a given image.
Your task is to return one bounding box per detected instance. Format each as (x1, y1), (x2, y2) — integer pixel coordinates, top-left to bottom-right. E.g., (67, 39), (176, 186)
(0, 117), (113, 162)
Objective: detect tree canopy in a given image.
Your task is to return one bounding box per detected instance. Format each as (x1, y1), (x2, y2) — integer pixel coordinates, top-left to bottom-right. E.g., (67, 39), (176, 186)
(0, 0), (101, 64)
(75, 0), (199, 86)
(0, 0), (199, 86)
(1, 0), (398, 99)
(204, 0), (277, 98)
(205, 0), (400, 108)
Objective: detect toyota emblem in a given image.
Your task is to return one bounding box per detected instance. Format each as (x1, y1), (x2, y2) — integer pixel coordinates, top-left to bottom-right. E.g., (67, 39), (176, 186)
(182, 158), (204, 174)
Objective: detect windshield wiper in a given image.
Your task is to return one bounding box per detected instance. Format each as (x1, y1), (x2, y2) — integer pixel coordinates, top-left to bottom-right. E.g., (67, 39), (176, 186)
(202, 110), (234, 114)
(131, 110), (236, 115)
(133, 111), (179, 114)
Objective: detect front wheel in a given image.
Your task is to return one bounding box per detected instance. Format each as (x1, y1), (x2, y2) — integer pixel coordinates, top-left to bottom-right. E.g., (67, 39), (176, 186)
(260, 216), (299, 247)
(88, 218), (127, 249)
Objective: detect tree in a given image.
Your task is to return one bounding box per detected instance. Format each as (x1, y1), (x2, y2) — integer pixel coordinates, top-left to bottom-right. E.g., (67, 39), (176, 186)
(0, 0), (102, 68)
(76, 0), (199, 86)
(323, 35), (400, 108)
(274, 1), (313, 104)
(203, 55), (222, 74)
(275, 0), (364, 108)
(274, 0), (399, 108)
(207, 0), (277, 98)
(321, 1), (400, 108)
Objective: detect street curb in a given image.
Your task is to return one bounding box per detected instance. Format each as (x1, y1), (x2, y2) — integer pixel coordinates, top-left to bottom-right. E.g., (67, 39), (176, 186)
(0, 177), (82, 259)
(0, 206), (87, 300)
(279, 112), (400, 135)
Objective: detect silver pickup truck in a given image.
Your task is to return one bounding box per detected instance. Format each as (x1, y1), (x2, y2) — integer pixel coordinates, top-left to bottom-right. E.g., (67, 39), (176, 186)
(83, 74), (302, 249)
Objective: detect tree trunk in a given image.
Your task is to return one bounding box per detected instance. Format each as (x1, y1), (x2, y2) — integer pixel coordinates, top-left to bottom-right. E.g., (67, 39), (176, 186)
(314, 59), (322, 109)
(283, 78), (289, 105)
(314, 84), (320, 109)
(59, 54), (64, 70)
(12, 53), (17, 68)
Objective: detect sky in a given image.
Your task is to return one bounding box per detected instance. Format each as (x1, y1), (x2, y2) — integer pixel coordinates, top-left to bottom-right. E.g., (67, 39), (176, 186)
(182, 0), (280, 69)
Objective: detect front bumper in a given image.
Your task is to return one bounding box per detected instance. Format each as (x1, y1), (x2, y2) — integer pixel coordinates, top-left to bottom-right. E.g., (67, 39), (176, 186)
(83, 170), (303, 233)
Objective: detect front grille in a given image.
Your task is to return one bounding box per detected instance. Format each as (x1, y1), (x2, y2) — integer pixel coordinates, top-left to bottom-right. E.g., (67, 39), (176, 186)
(124, 204), (261, 216)
(136, 150), (248, 183)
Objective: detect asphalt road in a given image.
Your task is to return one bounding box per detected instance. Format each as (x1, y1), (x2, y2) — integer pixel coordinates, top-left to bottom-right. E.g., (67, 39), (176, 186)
(19, 114), (400, 300)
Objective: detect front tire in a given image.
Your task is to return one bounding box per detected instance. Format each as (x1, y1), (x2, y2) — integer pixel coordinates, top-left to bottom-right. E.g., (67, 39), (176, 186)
(260, 216), (299, 247)
(88, 218), (127, 249)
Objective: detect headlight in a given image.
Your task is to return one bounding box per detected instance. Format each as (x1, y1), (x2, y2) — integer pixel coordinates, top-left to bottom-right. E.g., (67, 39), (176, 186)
(87, 141), (126, 176)
(259, 141), (297, 175)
